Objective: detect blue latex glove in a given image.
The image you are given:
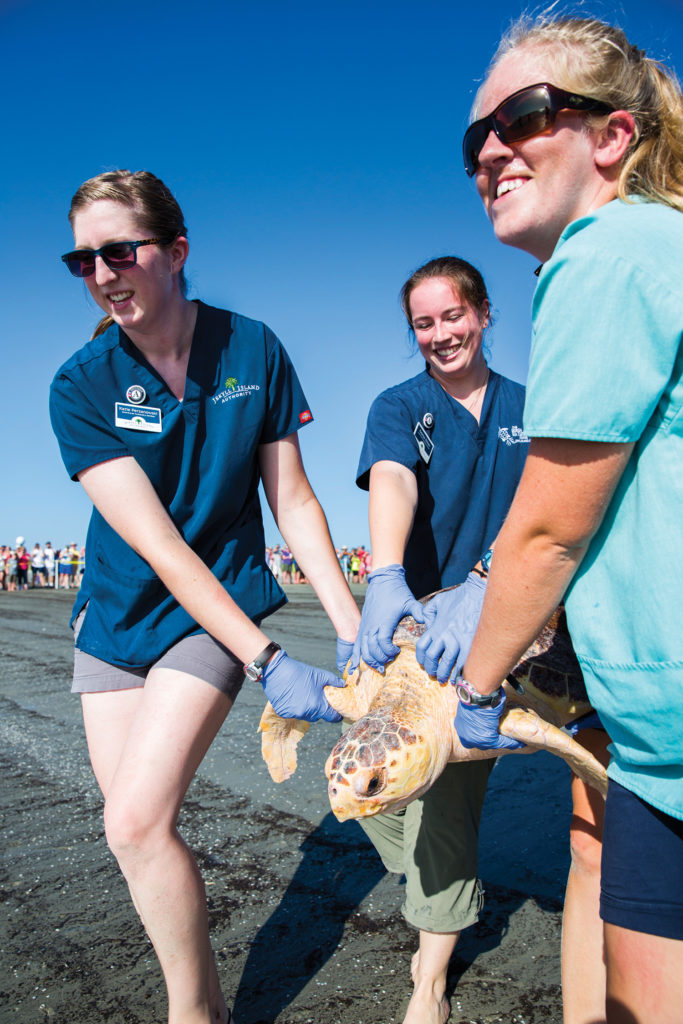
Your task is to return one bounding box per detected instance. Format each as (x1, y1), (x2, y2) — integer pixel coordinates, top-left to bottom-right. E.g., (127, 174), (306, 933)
(335, 637), (354, 676)
(261, 649), (344, 723)
(454, 690), (525, 751)
(415, 572), (487, 682)
(349, 564), (426, 672)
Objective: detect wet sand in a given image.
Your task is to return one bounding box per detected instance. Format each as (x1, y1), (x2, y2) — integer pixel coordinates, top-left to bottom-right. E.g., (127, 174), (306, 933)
(0, 586), (573, 1023)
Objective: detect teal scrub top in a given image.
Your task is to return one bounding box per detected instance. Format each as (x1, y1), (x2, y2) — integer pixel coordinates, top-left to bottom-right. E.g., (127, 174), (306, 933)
(50, 301), (313, 667)
(524, 199), (683, 819)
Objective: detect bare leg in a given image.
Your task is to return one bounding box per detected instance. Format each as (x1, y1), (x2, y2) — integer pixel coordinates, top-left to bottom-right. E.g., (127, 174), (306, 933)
(605, 924), (683, 1024)
(562, 728), (609, 1024)
(404, 930), (457, 1024)
(82, 669), (232, 1024)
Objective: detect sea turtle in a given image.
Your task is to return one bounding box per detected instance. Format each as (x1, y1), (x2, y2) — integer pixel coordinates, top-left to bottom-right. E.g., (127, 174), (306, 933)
(259, 596), (608, 823)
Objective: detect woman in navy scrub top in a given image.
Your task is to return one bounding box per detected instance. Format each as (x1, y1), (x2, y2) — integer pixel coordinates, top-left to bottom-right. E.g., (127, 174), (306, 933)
(50, 170), (360, 1024)
(351, 256), (527, 1024)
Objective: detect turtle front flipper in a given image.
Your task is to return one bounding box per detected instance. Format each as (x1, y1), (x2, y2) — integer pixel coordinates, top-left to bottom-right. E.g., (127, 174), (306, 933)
(499, 708), (608, 799)
(258, 661), (386, 783)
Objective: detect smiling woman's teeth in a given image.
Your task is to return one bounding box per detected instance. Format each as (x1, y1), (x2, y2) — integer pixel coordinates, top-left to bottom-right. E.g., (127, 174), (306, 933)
(110, 291), (133, 303)
(496, 178), (525, 199)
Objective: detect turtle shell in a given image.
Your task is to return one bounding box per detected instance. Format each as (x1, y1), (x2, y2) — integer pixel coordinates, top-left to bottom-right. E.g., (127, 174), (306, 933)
(392, 599), (589, 723)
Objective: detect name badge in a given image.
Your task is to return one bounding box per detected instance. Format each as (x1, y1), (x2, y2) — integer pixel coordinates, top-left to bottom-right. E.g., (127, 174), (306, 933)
(115, 403), (162, 433)
(413, 421), (434, 464)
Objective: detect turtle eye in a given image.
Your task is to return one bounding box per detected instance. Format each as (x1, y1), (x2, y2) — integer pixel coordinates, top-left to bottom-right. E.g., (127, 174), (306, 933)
(355, 767), (387, 799)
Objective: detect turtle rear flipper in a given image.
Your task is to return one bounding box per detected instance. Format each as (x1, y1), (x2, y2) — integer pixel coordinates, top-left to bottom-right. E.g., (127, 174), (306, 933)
(499, 707), (607, 798)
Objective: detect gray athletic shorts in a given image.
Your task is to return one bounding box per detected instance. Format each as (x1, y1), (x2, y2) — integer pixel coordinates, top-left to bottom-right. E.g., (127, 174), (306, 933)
(72, 609), (246, 699)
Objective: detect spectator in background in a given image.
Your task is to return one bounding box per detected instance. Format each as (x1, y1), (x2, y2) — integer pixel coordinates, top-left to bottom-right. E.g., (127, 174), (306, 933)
(43, 542), (56, 587)
(357, 545), (367, 584)
(6, 548), (18, 591)
(58, 546), (73, 589)
(31, 543), (46, 587)
(271, 544), (282, 582)
(280, 545), (293, 584)
(69, 543), (81, 587)
(15, 543), (30, 591)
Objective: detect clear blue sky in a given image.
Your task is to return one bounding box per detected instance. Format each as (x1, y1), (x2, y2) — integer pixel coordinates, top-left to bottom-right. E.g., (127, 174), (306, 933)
(2, 0), (680, 551)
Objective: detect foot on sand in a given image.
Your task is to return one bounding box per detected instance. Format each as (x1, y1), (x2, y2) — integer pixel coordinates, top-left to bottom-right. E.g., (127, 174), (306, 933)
(404, 951), (450, 1024)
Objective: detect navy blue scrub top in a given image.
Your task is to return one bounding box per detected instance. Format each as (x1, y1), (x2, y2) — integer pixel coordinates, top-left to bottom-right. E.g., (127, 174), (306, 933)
(50, 301), (313, 667)
(356, 369), (528, 597)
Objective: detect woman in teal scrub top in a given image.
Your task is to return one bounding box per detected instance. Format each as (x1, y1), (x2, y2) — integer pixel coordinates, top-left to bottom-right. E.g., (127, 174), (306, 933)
(430, 16), (683, 1024)
(50, 169), (360, 1024)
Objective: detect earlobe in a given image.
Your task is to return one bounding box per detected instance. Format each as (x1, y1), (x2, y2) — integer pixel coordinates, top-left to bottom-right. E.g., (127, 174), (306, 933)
(594, 110), (636, 169)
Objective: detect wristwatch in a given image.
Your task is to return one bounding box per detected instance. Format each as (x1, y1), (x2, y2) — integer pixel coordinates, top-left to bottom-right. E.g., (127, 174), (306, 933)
(454, 675), (504, 708)
(243, 641), (281, 682)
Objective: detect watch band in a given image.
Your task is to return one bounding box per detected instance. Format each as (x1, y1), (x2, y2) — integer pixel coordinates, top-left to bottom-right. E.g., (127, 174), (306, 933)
(472, 547), (493, 579)
(243, 641), (281, 682)
(454, 675), (504, 708)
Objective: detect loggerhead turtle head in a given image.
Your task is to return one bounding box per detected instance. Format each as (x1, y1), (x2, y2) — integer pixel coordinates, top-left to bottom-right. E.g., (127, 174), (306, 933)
(325, 709), (441, 822)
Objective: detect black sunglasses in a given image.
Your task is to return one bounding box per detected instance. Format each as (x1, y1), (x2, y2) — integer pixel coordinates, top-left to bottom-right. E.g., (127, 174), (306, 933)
(462, 82), (613, 176)
(61, 237), (174, 278)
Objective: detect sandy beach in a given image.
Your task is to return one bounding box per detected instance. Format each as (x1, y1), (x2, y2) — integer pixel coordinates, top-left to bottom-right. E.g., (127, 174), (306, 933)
(0, 585), (574, 1024)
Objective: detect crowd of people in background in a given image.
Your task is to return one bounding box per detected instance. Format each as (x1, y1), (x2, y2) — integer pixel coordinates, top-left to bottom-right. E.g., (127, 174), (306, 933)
(4, 537), (364, 592)
(0, 537), (84, 591)
(265, 543), (372, 584)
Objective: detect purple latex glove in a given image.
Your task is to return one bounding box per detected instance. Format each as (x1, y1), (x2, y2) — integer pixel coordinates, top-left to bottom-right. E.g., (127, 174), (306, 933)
(454, 690), (525, 751)
(261, 649), (344, 723)
(415, 572), (487, 682)
(349, 564), (426, 672)
(336, 637), (354, 675)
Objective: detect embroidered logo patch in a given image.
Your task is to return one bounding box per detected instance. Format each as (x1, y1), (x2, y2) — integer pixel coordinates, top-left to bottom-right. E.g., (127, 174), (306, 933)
(299, 410), (313, 423)
(212, 381), (261, 405)
(498, 425), (530, 446)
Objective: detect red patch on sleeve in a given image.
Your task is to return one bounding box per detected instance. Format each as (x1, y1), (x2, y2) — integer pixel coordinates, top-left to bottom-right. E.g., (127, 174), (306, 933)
(299, 409), (312, 423)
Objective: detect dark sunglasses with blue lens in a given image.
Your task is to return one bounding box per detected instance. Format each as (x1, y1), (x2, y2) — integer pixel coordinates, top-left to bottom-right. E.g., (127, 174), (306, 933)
(463, 82), (613, 176)
(61, 237), (175, 278)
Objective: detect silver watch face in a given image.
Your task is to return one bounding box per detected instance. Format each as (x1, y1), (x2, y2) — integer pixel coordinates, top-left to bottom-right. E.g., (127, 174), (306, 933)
(456, 680), (502, 707)
(455, 680), (477, 705)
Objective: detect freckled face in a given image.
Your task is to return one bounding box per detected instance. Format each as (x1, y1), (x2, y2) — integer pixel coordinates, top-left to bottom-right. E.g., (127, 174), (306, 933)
(71, 199), (179, 335)
(409, 277), (488, 389)
(474, 49), (605, 261)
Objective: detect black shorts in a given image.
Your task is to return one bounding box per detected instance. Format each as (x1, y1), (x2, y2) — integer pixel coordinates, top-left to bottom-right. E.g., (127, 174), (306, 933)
(601, 779), (683, 940)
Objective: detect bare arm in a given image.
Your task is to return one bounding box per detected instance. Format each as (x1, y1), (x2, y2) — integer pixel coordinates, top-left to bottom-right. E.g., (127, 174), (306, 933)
(367, 460), (418, 569)
(463, 437), (634, 694)
(259, 433), (359, 642)
(78, 456), (272, 664)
